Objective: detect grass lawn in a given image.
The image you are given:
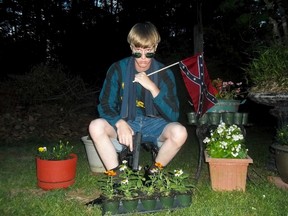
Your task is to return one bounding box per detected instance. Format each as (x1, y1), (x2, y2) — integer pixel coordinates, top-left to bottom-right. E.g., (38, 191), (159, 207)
(1, 124), (288, 216)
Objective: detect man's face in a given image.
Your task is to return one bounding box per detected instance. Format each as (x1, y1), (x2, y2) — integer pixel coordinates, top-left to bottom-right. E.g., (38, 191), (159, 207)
(131, 46), (156, 72)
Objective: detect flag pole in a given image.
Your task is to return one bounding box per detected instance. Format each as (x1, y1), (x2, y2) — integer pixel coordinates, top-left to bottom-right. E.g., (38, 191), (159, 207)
(147, 61), (179, 77)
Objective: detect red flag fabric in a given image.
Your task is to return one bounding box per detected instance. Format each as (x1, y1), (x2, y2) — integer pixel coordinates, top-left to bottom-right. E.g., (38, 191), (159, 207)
(179, 53), (218, 117)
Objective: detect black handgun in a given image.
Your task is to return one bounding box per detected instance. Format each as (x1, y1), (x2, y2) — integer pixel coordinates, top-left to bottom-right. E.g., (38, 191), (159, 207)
(132, 132), (141, 171)
(118, 132), (142, 171)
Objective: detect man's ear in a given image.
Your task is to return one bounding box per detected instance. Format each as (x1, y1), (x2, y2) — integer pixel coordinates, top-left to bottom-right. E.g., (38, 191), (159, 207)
(154, 44), (158, 51)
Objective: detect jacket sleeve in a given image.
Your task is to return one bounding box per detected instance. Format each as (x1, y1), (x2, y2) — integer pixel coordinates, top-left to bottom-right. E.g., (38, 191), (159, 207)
(97, 63), (123, 126)
(153, 69), (179, 122)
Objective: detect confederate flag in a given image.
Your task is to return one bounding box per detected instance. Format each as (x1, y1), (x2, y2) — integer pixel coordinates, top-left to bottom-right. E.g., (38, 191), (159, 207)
(179, 53), (218, 117)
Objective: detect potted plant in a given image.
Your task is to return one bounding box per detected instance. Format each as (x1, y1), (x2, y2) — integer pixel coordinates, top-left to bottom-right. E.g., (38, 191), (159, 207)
(245, 44), (288, 113)
(136, 173), (157, 211)
(98, 170), (121, 215)
(208, 78), (246, 113)
(147, 162), (175, 209)
(117, 160), (142, 213)
(244, 44), (288, 171)
(245, 45), (288, 94)
(271, 125), (288, 184)
(203, 122), (253, 191)
(169, 169), (194, 207)
(36, 140), (77, 190)
(97, 161), (194, 213)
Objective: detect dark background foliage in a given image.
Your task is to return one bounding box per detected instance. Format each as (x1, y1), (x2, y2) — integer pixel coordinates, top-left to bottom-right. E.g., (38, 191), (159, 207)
(0, 0), (287, 139)
(1, 0), (282, 85)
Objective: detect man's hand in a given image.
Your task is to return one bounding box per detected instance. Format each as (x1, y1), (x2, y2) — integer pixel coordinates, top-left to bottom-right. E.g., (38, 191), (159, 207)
(115, 119), (134, 151)
(134, 72), (160, 98)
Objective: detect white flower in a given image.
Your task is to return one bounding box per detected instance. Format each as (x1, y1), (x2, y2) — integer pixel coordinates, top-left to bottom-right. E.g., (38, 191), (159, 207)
(232, 134), (243, 141)
(220, 141), (228, 149)
(203, 137), (210, 143)
(120, 165), (128, 171)
(204, 122), (247, 159)
(174, 169), (183, 177)
(121, 179), (129, 185)
(150, 168), (159, 174)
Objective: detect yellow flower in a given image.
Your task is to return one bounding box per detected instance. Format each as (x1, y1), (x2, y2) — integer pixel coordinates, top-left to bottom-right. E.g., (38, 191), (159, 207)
(38, 147), (47, 152)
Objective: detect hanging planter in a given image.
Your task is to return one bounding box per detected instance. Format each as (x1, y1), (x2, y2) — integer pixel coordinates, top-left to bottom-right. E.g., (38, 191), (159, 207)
(187, 112), (198, 125)
(208, 112), (221, 125)
(207, 99), (241, 113)
(234, 112), (243, 125)
(221, 112), (235, 125)
(36, 153), (77, 190)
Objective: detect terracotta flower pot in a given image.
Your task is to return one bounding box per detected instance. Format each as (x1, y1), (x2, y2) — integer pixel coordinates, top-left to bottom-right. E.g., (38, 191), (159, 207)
(205, 151), (253, 191)
(36, 153), (77, 190)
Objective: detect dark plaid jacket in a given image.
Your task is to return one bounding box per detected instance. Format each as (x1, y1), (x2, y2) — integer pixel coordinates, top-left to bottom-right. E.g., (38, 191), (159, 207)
(97, 57), (179, 127)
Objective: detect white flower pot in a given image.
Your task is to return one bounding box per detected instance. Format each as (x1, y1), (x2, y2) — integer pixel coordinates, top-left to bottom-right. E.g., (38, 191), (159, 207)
(81, 136), (106, 173)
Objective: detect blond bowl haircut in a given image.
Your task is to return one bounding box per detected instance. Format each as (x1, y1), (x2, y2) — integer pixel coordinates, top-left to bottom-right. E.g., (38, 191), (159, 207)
(127, 22), (161, 49)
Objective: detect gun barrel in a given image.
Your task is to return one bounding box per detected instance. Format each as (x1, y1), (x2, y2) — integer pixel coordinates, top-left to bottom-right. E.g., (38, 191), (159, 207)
(132, 132), (142, 171)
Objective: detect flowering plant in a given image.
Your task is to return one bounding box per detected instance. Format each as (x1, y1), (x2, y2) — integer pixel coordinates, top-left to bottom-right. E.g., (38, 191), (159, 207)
(212, 78), (244, 100)
(37, 140), (74, 160)
(169, 169), (194, 194)
(142, 168), (160, 197)
(117, 160), (144, 200)
(275, 125), (288, 146)
(203, 122), (248, 159)
(98, 170), (119, 200)
(148, 162), (172, 197)
(98, 161), (195, 200)
(151, 162), (194, 196)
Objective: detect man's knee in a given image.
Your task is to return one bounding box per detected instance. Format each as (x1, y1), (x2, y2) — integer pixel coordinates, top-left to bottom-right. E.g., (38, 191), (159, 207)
(88, 118), (106, 135)
(171, 124), (187, 147)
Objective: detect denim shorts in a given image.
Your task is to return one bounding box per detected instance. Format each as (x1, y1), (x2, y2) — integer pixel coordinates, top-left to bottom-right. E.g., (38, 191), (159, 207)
(111, 115), (169, 152)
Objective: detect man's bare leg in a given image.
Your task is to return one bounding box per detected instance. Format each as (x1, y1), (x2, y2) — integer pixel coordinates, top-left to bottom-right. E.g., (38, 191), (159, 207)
(88, 118), (119, 170)
(155, 122), (187, 166)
